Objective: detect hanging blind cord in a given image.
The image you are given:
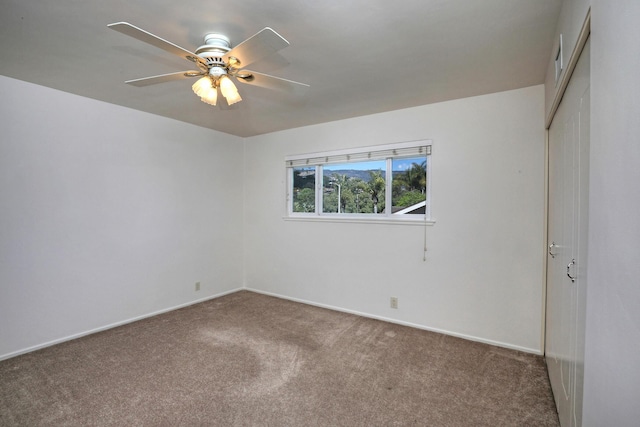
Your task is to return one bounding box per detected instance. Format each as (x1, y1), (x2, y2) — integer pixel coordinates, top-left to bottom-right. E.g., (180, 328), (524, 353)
(423, 213), (428, 261)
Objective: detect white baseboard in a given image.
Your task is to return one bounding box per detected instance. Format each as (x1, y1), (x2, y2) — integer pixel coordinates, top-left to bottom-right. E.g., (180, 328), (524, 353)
(0, 287), (243, 361)
(245, 287), (543, 356)
(2, 286), (541, 361)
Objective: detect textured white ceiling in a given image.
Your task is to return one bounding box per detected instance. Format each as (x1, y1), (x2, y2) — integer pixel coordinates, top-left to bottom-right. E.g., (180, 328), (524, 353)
(0, 0), (561, 137)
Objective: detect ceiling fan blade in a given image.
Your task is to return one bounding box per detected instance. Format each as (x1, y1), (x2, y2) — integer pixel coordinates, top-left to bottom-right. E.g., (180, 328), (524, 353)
(235, 70), (309, 95)
(224, 28), (290, 69)
(125, 71), (204, 87)
(108, 22), (208, 70)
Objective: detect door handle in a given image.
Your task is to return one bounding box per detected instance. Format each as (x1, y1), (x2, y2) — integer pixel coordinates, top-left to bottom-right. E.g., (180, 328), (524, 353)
(549, 241), (558, 258)
(566, 259), (576, 282)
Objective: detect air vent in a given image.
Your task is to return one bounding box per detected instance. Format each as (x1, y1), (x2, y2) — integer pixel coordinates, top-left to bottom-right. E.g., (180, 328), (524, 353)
(204, 56), (225, 67)
(554, 34), (563, 86)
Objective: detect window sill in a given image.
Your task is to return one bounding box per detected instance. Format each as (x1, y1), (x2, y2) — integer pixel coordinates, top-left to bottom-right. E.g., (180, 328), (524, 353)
(283, 215), (436, 226)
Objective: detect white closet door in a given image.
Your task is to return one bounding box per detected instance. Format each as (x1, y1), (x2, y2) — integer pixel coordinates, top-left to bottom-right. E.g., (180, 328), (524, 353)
(546, 37), (590, 427)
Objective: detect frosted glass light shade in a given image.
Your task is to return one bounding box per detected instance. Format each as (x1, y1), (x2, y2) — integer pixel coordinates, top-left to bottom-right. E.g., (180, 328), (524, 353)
(200, 87), (218, 105)
(219, 76), (242, 105)
(192, 77), (217, 105)
(192, 77), (212, 97)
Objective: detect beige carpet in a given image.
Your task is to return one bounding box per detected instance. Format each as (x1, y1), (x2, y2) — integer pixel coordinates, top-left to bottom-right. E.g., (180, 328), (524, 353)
(0, 291), (559, 426)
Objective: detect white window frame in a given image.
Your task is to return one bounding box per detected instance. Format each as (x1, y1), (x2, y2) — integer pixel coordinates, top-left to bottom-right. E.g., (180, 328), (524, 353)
(285, 139), (434, 225)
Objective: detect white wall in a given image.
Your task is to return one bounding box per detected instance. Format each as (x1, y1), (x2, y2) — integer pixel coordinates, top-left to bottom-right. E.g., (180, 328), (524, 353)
(0, 76), (245, 360)
(584, 0), (640, 424)
(244, 85), (546, 353)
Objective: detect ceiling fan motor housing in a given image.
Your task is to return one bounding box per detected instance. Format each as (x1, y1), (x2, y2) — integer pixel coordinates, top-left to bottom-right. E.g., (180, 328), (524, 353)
(196, 34), (230, 56)
(196, 34), (233, 74)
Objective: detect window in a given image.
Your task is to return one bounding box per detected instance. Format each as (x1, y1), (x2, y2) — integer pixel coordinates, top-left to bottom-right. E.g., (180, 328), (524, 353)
(286, 140), (432, 223)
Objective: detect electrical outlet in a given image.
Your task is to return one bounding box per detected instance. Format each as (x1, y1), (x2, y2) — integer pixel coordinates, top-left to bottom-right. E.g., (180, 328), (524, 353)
(195, 282), (201, 291)
(390, 297), (398, 309)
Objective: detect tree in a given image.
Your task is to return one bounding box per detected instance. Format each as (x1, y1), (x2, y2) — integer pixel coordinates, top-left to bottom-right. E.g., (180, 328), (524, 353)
(293, 187), (315, 212)
(368, 170), (385, 214)
(392, 161), (426, 209)
(293, 168), (315, 190)
(408, 161), (427, 193)
(396, 190), (425, 207)
(352, 181), (369, 212)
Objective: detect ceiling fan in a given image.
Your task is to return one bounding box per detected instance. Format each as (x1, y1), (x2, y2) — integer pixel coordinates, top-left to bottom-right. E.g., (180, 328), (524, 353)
(108, 22), (309, 107)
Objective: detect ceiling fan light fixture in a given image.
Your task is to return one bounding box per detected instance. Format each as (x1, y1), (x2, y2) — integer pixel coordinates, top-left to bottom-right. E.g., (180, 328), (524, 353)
(220, 75), (242, 105)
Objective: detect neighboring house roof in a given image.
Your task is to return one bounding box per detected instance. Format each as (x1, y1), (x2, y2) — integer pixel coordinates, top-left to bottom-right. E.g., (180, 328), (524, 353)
(393, 200), (426, 215)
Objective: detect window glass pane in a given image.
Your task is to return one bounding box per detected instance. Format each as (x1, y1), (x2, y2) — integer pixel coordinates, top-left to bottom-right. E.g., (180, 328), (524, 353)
(292, 167), (316, 213)
(322, 160), (386, 214)
(392, 156), (427, 215)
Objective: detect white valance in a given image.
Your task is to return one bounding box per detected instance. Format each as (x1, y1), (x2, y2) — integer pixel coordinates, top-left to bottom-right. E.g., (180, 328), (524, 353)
(285, 140), (432, 168)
